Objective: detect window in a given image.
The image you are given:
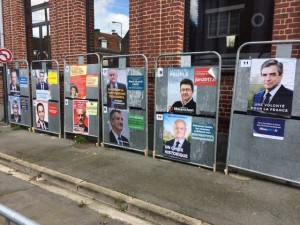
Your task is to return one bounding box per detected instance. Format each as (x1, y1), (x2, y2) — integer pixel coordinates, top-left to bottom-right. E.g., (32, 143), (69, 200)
(184, 0), (274, 68)
(208, 9), (240, 38)
(99, 38), (108, 48)
(30, 1), (50, 60)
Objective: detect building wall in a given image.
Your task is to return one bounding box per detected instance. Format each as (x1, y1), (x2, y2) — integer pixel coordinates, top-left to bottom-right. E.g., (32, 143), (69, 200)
(49, 0), (88, 69)
(0, 0), (299, 131)
(3, 0), (27, 60)
(130, 0), (185, 123)
(273, 0), (300, 56)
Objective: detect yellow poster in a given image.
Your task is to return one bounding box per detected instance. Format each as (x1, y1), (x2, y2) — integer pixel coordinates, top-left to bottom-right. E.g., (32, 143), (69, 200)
(86, 102), (98, 115)
(86, 74), (98, 87)
(71, 65), (87, 76)
(48, 71), (58, 85)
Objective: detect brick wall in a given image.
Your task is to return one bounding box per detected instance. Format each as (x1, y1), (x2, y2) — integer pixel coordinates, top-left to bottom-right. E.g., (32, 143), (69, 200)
(3, 0), (27, 60)
(218, 72), (234, 134)
(130, 0), (185, 122)
(0, 0), (27, 111)
(273, 0), (300, 57)
(49, 0), (88, 70)
(1, 0), (300, 131)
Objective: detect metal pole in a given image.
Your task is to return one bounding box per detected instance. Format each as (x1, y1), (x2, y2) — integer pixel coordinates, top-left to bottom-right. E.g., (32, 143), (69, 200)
(0, 203), (40, 225)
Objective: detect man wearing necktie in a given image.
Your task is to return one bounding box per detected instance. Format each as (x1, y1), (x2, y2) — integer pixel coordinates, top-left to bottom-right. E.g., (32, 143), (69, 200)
(36, 72), (49, 90)
(10, 70), (20, 94)
(163, 119), (191, 160)
(252, 59), (294, 116)
(109, 109), (129, 146)
(106, 68), (127, 109)
(36, 103), (49, 130)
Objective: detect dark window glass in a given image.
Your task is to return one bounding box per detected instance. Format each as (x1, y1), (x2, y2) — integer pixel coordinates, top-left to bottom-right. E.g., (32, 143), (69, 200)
(30, 2), (50, 60)
(184, 0), (274, 68)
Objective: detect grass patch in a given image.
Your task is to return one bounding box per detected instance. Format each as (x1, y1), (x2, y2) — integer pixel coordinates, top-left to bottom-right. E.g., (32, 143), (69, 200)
(73, 134), (88, 144)
(12, 125), (22, 131)
(100, 213), (109, 219)
(115, 199), (128, 212)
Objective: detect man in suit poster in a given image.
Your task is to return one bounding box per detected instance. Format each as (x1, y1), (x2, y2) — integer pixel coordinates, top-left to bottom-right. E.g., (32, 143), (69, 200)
(249, 58), (296, 117)
(163, 114), (191, 160)
(10, 97), (21, 123)
(9, 70), (20, 95)
(109, 109), (129, 146)
(73, 100), (89, 134)
(106, 68), (127, 109)
(35, 101), (49, 130)
(167, 67), (197, 115)
(36, 71), (49, 90)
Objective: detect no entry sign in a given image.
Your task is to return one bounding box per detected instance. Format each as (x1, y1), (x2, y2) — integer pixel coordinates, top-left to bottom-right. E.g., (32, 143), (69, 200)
(0, 48), (13, 63)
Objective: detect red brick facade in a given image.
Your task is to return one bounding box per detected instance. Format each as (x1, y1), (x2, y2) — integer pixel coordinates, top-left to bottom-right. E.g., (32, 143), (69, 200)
(49, 0), (88, 68)
(2, 0), (27, 60)
(130, 0), (185, 125)
(0, 0), (300, 134)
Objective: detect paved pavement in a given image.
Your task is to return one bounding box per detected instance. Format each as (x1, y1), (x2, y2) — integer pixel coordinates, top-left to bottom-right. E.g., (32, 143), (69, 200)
(0, 124), (299, 225)
(0, 171), (129, 225)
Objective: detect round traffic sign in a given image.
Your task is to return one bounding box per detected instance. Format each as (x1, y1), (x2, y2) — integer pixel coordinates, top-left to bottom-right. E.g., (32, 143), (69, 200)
(0, 48), (13, 63)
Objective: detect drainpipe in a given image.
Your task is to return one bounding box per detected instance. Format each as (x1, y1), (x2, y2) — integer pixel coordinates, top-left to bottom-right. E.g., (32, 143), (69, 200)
(0, 0), (4, 48)
(0, 0), (8, 124)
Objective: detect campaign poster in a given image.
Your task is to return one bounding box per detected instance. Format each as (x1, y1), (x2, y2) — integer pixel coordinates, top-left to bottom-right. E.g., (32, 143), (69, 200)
(47, 70), (58, 85)
(70, 65), (87, 99)
(192, 122), (215, 142)
(108, 109), (130, 146)
(34, 100), (49, 130)
(248, 58), (296, 117)
(194, 67), (217, 86)
(128, 114), (144, 130)
(9, 96), (21, 123)
(167, 67), (197, 115)
(163, 113), (192, 160)
(253, 117), (285, 140)
(19, 77), (28, 88)
(48, 103), (58, 117)
(33, 69), (51, 100)
(86, 74), (98, 87)
(8, 69), (20, 96)
(105, 68), (128, 110)
(73, 100), (89, 134)
(128, 75), (144, 90)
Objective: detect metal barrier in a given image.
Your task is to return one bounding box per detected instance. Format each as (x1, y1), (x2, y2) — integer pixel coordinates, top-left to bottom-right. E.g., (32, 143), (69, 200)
(0, 203), (40, 225)
(226, 40), (300, 184)
(153, 52), (221, 171)
(64, 53), (101, 144)
(30, 60), (61, 137)
(6, 59), (32, 129)
(101, 54), (148, 155)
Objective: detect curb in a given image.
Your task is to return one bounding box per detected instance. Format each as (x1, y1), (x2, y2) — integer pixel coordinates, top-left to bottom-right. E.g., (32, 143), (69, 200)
(0, 152), (209, 225)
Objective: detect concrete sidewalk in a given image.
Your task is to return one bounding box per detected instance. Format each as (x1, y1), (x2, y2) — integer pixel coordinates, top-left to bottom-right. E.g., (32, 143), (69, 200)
(0, 124), (299, 225)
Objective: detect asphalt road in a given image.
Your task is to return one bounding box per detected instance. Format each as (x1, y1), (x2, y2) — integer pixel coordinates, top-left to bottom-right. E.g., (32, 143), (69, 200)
(0, 171), (130, 225)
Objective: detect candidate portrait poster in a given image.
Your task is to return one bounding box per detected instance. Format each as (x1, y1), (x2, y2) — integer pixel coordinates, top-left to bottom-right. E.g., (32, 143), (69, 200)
(34, 100), (49, 130)
(32, 69), (51, 100)
(73, 100), (89, 134)
(70, 65), (87, 99)
(9, 96), (21, 123)
(167, 67), (197, 115)
(248, 58), (296, 117)
(105, 68), (128, 110)
(163, 113), (192, 161)
(108, 109), (130, 147)
(8, 69), (20, 96)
